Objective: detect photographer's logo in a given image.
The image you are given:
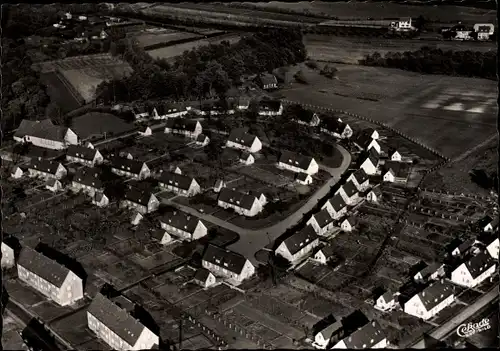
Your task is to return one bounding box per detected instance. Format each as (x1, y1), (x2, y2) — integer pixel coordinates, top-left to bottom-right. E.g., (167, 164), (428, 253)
(457, 318), (491, 338)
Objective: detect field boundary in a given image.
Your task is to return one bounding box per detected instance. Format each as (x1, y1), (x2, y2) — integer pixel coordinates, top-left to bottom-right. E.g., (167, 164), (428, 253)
(55, 69), (86, 105)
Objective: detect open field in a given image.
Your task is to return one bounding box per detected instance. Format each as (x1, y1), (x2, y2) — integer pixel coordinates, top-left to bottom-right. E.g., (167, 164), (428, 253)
(275, 63), (497, 159)
(40, 71), (83, 113)
(131, 27), (202, 48)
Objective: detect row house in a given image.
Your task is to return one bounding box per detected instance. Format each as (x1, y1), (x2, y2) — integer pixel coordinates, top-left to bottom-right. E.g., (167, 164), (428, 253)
(450, 251), (496, 288)
(226, 128), (262, 153)
(375, 291), (397, 312)
(45, 178), (63, 193)
(413, 262), (446, 284)
(347, 169), (370, 192)
(72, 167), (104, 197)
(202, 244), (255, 283)
(217, 188), (264, 217)
(151, 103), (188, 119)
(275, 225), (320, 263)
(1, 241), (16, 269)
(332, 320), (388, 349)
(353, 133), (381, 154)
(322, 194), (348, 220)
(87, 293), (159, 351)
(366, 187), (382, 203)
(17, 247), (84, 306)
(66, 145), (104, 167)
(158, 172), (201, 197)
(120, 187), (159, 214)
(164, 118), (202, 139)
(239, 152), (255, 165)
(258, 100), (283, 116)
(200, 101), (236, 115)
(159, 210), (208, 242)
(359, 150), (380, 175)
(277, 150), (319, 175)
(109, 156), (150, 180)
(335, 181), (360, 206)
(320, 117), (353, 139)
(403, 280), (455, 320)
(296, 172), (313, 185)
(152, 229), (174, 246)
(311, 244), (337, 265)
(28, 158), (67, 180)
(382, 161), (411, 184)
(387, 148), (403, 162)
(307, 209), (336, 236)
(195, 134), (210, 147)
(295, 110), (321, 127)
(340, 216), (357, 232)
(193, 268), (217, 288)
(14, 119), (78, 150)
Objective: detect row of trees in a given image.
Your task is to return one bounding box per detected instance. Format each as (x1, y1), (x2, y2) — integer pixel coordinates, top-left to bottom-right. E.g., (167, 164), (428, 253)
(359, 47), (497, 80)
(96, 28), (307, 104)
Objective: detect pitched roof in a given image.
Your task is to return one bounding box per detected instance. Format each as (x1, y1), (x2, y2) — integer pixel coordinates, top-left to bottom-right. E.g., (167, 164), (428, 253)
(259, 99), (281, 112)
(318, 320), (343, 340)
(28, 158), (62, 175)
(109, 156), (146, 175)
(352, 169), (369, 184)
(14, 119), (68, 141)
(388, 148), (400, 158)
(279, 150), (314, 170)
(161, 210), (202, 234)
(46, 178), (59, 187)
(342, 321), (386, 349)
(354, 133), (374, 149)
(73, 167), (103, 189)
(379, 291), (394, 303)
(133, 105), (148, 114)
(94, 192), (107, 202)
(87, 293), (146, 346)
(383, 161), (410, 178)
(417, 262), (443, 278)
(326, 194), (347, 212)
(364, 150), (380, 168)
(296, 172), (311, 182)
(155, 102), (185, 115)
(18, 247), (71, 288)
(369, 187), (382, 197)
(218, 188), (258, 210)
(297, 110), (317, 123)
(239, 151), (253, 161)
(282, 225), (319, 255)
(361, 128), (377, 138)
(227, 128), (258, 147)
(196, 134), (208, 142)
(342, 181), (358, 197)
(202, 244), (249, 274)
(463, 251), (496, 279)
(343, 215), (357, 226)
(454, 238), (475, 254)
(165, 118), (199, 133)
(321, 117), (347, 134)
(123, 187), (154, 205)
(417, 281), (455, 311)
(194, 267), (212, 282)
(311, 209), (335, 228)
(257, 74), (277, 86)
(67, 145), (98, 161)
(159, 172), (195, 191)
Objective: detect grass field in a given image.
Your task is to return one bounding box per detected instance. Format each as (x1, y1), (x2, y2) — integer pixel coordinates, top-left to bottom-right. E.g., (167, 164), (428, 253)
(132, 27), (202, 48)
(40, 71), (82, 113)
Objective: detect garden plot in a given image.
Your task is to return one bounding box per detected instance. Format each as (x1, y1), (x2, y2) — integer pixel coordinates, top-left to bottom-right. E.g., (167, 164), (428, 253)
(235, 164), (295, 188)
(296, 261), (334, 284)
(133, 249), (178, 271)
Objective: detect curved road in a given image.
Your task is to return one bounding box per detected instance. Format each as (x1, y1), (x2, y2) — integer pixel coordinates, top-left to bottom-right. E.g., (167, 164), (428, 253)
(161, 144), (351, 265)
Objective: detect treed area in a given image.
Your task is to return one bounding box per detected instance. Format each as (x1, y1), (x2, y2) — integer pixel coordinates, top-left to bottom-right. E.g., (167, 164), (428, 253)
(359, 47), (497, 80)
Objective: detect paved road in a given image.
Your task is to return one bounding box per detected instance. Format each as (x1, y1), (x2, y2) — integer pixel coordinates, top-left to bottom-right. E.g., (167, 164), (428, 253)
(161, 144), (351, 265)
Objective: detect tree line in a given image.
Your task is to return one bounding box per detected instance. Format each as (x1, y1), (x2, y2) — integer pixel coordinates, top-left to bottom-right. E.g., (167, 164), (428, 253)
(359, 47), (497, 80)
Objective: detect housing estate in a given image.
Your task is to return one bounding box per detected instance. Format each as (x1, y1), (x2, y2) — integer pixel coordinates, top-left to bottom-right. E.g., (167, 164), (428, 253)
(217, 188), (264, 217)
(340, 216), (357, 232)
(387, 148), (403, 162)
(164, 118), (202, 139)
(45, 178), (63, 192)
(275, 225), (320, 263)
(28, 158), (67, 180)
(158, 172), (201, 197)
(109, 156), (150, 179)
(159, 210), (208, 242)
(120, 187), (159, 214)
(202, 244), (255, 283)
(322, 194), (348, 219)
(66, 145), (103, 167)
(450, 251), (496, 288)
(72, 167), (104, 196)
(331, 321), (388, 349)
(226, 128), (262, 153)
(361, 128), (379, 140)
(403, 280), (455, 320)
(311, 244), (337, 265)
(313, 320), (344, 349)
(239, 152), (255, 165)
(307, 209), (336, 236)
(14, 119), (78, 150)
(320, 118), (353, 139)
(277, 151), (319, 175)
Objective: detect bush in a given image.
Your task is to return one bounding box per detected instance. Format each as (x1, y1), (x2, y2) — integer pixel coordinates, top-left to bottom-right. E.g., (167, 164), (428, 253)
(305, 60), (318, 70)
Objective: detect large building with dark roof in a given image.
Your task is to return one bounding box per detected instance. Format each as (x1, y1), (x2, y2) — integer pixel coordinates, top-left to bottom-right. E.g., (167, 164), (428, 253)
(164, 118), (202, 139)
(66, 145), (103, 167)
(159, 210), (207, 242)
(217, 188), (264, 217)
(277, 150), (319, 175)
(202, 244), (255, 283)
(28, 157), (67, 180)
(403, 280), (456, 320)
(17, 247), (83, 306)
(14, 119), (79, 150)
(275, 225), (320, 263)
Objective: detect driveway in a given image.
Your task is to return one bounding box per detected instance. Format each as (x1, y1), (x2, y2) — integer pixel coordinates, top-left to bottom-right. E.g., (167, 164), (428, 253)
(160, 144), (351, 265)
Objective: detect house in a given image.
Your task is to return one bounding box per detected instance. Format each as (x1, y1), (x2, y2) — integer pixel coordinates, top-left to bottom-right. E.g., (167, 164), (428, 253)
(255, 73), (278, 90)
(226, 128), (262, 153)
(296, 110), (321, 127)
(478, 215), (499, 233)
(485, 237), (499, 260)
(277, 151), (319, 175)
(133, 106), (149, 119)
(375, 291), (396, 312)
(160, 210), (208, 242)
(109, 156), (150, 180)
(45, 178), (63, 193)
(13, 119), (78, 150)
(347, 169), (370, 192)
(366, 187), (382, 203)
(332, 320), (388, 349)
(275, 225), (320, 263)
(322, 194), (348, 219)
(217, 188), (264, 217)
(403, 280), (455, 320)
(335, 181), (360, 205)
(353, 133), (381, 154)
(239, 152), (255, 165)
(340, 216), (357, 232)
(451, 238), (476, 257)
(193, 268), (217, 288)
(1, 241), (16, 269)
(120, 188), (159, 214)
(320, 118), (353, 139)
(158, 172), (201, 197)
(92, 192), (109, 208)
(151, 103), (187, 119)
(359, 151), (380, 175)
(202, 244), (255, 283)
(71, 167), (103, 196)
(164, 118), (202, 139)
(307, 209), (336, 236)
(450, 251), (496, 288)
(391, 18), (414, 31)
(66, 145), (104, 166)
(87, 293), (159, 350)
(131, 212), (143, 226)
(474, 23), (494, 40)
(214, 179), (226, 193)
(388, 148), (402, 162)
(151, 229), (174, 246)
(413, 263), (446, 283)
(195, 134), (210, 147)
(17, 247), (84, 306)
(28, 158), (67, 180)
(361, 128), (379, 140)
(119, 152), (134, 160)
(237, 97), (250, 110)
(258, 100), (283, 116)
(313, 320), (344, 349)
(139, 126), (152, 137)
(382, 161), (411, 184)
(10, 166), (24, 179)
(296, 172), (313, 185)
(312, 245), (336, 265)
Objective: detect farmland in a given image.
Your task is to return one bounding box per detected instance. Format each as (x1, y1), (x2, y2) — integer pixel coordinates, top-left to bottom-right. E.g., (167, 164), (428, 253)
(130, 27), (202, 49)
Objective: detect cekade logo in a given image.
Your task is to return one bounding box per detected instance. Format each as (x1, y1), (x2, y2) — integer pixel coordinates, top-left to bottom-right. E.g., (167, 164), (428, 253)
(456, 318), (491, 338)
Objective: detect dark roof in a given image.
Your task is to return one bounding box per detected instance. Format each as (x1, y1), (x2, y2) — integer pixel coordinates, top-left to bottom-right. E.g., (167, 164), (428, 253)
(28, 158), (62, 175)
(342, 181), (358, 197)
(227, 128), (258, 147)
(417, 281), (455, 311)
(342, 321), (386, 349)
(165, 118), (199, 133)
(354, 133), (374, 149)
(155, 102), (185, 115)
(18, 247), (71, 288)
(67, 145), (98, 161)
(297, 110), (317, 123)
(159, 172), (195, 191)
(365, 151), (379, 167)
(256, 74), (277, 86)
(418, 262), (443, 278)
(239, 151), (253, 161)
(14, 119), (68, 141)
(124, 187), (154, 205)
(463, 251), (496, 279)
(202, 244), (248, 274)
(296, 172), (311, 181)
(194, 268), (212, 282)
(476, 232), (498, 246)
(343, 215), (357, 226)
(161, 210), (202, 234)
(218, 188), (258, 210)
(454, 238), (475, 254)
(87, 293), (146, 346)
(312, 209), (334, 228)
(46, 178), (59, 187)
(318, 320), (343, 339)
(279, 150), (314, 170)
(71, 113), (135, 140)
(388, 148), (400, 158)
(321, 117), (347, 134)
(369, 187), (383, 197)
(259, 99), (282, 112)
(327, 194), (347, 212)
(352, 169), (368, 184)
(94, 192), (107, 202)
(73, 167), (103, 189)
(383, 161), (410, 178)
(196, 134), (208, 142)
(109, 156), (146, 175)
(361, 128), (377, 138)
(133, 106), (148, 114)
(282, 225), (319, 255)
(379, 291), (393, 303)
